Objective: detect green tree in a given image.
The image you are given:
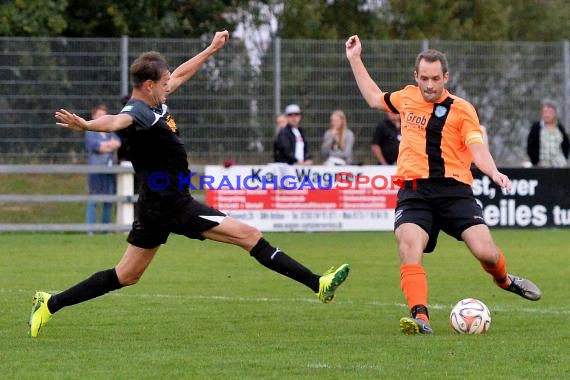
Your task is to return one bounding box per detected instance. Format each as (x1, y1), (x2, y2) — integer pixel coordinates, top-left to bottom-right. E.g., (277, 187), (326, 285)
(385, 0), (570, 41)
(386, 0), (511, 40)
(2, 0), (569, 41)
(278, 0), (388, 39)
(61, 0), (239, 37)
(0, 0), (67, 36)
(506, 0), (570, 40)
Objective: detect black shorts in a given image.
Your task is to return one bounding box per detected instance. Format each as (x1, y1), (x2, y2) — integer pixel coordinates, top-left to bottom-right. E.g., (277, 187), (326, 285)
(394, 178), (486, 253)
(127, 197), (227, 248)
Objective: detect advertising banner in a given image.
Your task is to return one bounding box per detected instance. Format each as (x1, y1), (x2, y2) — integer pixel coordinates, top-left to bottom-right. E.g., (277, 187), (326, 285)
(472, 168), (570, 228)
(204, 164), (399, 231)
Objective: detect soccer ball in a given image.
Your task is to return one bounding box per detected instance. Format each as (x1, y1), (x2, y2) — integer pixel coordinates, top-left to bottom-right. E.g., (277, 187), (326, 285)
(449, 298), (491, 334)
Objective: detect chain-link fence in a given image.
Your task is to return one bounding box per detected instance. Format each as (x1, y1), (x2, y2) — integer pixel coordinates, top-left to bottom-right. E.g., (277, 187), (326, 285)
(1, 37), (569, 166)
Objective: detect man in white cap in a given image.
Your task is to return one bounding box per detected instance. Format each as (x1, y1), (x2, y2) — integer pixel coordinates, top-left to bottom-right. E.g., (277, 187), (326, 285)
(273, 104), (313, 165)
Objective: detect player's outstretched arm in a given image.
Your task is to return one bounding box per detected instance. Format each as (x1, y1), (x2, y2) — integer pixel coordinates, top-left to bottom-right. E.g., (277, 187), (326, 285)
(345, 35), (385, 111)
(55, 109), (132, 133)
(470, 142), (512, 193)
(168, 30), (230, 94)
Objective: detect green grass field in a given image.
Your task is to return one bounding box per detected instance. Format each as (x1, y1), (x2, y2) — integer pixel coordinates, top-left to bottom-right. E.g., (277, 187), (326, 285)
(1, 230), (568, 379)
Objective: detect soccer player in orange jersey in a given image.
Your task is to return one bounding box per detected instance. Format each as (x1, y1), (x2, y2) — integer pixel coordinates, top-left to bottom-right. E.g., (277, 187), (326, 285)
(346, 35), (541, 335)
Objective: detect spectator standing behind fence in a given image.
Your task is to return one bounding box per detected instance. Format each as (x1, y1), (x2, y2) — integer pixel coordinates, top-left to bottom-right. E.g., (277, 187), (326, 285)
(273, 104), (313, 165)
(526, 99), (570, 167)
(85, 104), (121, 234)
(371, 112), (401, 165)
(321, 110), (354, 166)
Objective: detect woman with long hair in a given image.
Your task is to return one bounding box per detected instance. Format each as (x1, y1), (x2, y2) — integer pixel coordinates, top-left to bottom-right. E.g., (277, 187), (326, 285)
(321, 109), (354, 165)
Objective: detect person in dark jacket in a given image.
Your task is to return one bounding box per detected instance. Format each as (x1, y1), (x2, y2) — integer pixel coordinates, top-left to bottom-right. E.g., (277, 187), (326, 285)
(527, 99), (569, 167)
(273, 104), (313, 165)
(371, 112), (401, 165)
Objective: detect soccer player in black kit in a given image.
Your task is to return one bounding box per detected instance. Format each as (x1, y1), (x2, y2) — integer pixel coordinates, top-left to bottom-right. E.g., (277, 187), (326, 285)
(30, 31), (349, 338)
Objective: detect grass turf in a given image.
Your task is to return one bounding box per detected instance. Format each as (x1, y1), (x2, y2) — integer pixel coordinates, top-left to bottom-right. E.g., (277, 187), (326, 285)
(0, 230), (568, 379)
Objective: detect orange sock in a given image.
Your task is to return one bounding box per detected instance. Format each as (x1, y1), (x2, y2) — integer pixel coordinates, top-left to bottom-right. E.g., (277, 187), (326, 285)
(400, 264), (428, 320)
(480, 252), (509, 288)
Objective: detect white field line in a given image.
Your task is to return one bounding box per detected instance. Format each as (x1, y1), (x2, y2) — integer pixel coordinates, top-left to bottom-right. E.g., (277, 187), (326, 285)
(306, 362), (383, 370)
(114, 293), (570, 315)
(7, 288), (569, 315)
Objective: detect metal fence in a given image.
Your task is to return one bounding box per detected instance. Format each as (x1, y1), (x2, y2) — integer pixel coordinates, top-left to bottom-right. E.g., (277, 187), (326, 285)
(1, 37), (569, 166)
(0, 163), (205, 231)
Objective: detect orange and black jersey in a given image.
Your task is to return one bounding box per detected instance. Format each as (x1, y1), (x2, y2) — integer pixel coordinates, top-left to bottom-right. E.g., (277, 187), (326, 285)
(381, 85), (484, 185)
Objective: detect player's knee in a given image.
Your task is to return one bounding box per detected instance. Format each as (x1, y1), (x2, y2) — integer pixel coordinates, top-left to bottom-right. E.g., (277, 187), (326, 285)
(397, 236), (425, 262)
(477, 246), (500, 265)
(469, 238), (498, 262)
(244, 224), (262, 243)
(234, 223), (262, 249)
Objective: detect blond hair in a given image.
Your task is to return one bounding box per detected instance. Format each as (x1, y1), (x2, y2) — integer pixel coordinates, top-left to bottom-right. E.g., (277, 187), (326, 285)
(330, 110), (347, 150)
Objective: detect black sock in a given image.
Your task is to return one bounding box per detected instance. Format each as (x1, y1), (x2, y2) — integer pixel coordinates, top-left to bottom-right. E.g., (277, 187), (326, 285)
(47, 268), (122, 314)
(250, 238), (320, 292)
(411, 304), (430, 319)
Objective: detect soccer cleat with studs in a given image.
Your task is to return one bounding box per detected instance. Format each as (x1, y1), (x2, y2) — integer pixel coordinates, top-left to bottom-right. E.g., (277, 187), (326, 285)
(503, 274), (542, 301)
(399, 317), (433, 335)
(28, 291), (53, 338)
(316, 264), (350, 303)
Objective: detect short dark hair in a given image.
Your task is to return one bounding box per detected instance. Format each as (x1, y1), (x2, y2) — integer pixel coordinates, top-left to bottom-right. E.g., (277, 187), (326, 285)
(130, 51), (169, 89)
(91, 103), (107, 117)
(415, 49), (448, 74)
